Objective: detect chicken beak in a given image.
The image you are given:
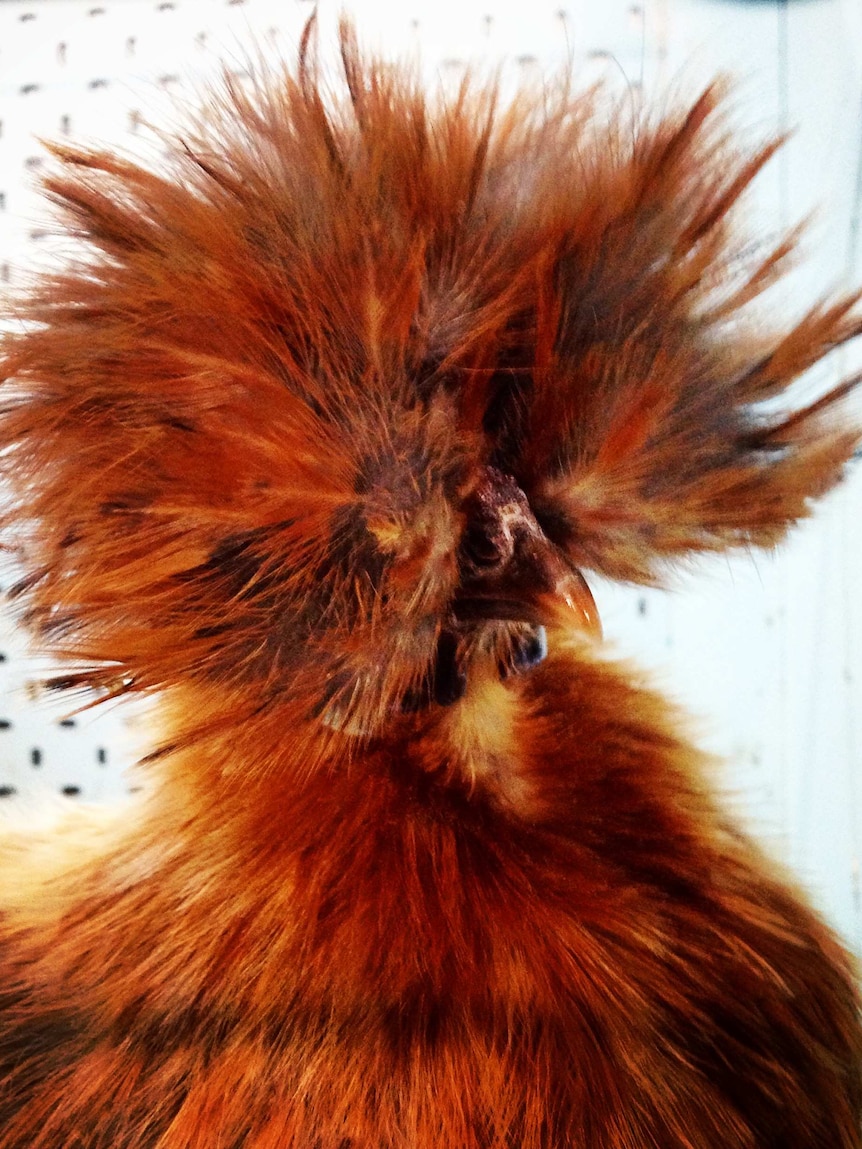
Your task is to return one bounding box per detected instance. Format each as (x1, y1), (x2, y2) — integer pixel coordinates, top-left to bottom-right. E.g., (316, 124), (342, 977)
(453, 467), (601, 638)
(538, 562), (602, 637)
(454, 532), (601, 637)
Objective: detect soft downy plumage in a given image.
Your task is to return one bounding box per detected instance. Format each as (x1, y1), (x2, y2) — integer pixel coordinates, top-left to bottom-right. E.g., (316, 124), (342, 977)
(0, 18), (860, 1148)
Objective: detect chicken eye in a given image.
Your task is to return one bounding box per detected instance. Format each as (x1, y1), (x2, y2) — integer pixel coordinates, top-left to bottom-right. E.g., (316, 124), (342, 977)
(459, 521), (510, 572)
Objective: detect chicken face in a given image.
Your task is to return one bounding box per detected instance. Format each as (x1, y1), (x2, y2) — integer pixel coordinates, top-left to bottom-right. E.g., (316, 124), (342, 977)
(1, 23), (858, 746)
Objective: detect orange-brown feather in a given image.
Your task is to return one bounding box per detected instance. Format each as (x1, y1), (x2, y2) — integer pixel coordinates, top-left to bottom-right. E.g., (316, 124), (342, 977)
(0, 19), (859, 1149)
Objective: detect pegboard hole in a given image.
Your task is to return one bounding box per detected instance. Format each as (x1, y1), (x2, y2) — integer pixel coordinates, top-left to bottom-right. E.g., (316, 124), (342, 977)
(0, 720), (12, 731)
(62, 785), (81, 797)
(59, 718), (76, 728)
(97, 747), (108, 765)
(30, 748), (42, 767)
(0, 786), (17, 798)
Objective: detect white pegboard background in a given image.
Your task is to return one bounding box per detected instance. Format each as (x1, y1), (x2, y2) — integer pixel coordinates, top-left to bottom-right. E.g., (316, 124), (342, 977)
(0, 0), (861, 948)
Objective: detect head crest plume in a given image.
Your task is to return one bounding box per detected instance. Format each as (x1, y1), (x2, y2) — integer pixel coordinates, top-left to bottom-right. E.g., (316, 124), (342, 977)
(0, 18), (859, 741)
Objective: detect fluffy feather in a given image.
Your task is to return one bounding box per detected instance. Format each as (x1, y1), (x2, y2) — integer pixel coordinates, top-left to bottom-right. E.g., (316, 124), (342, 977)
(0, 20), (860, 1148)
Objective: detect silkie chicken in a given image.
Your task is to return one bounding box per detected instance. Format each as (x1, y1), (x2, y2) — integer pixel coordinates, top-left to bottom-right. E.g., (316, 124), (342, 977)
(0, 19), (861, 1148)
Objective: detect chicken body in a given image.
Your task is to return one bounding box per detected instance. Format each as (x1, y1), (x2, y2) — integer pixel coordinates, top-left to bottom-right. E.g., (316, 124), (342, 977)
(0, 21), (860, 1147)
(1, 645), (859, 1148)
